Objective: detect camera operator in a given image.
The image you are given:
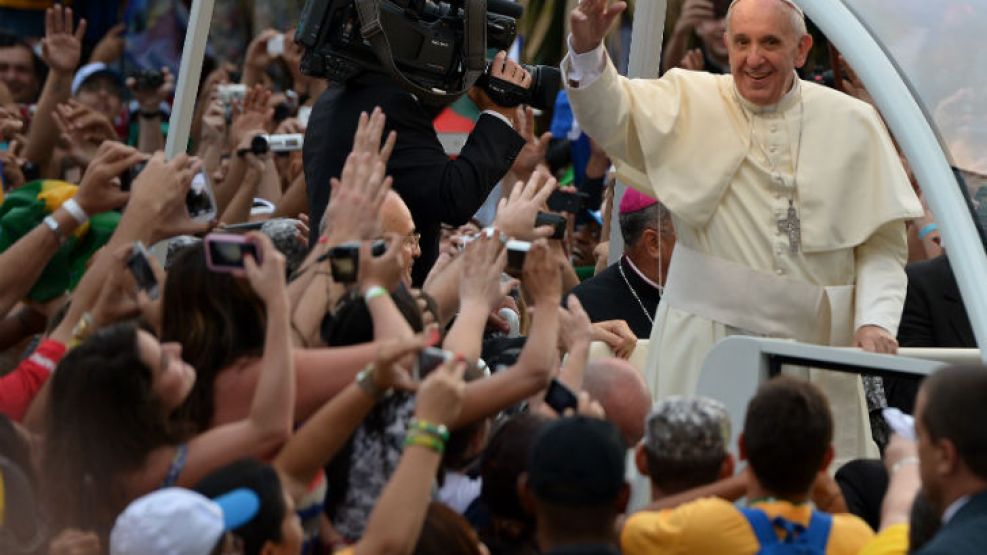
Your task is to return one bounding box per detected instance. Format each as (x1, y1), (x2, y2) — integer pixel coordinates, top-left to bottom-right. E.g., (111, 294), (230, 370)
(303, 49), (527, 285)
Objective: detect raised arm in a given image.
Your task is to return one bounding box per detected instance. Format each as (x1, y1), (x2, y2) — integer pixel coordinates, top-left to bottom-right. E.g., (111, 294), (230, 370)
(453, 240), (562, 428)
(173, 233), (295, 487)
(354, 357), (467, 555)
(0, 142), (139, 317)
(274, 334), (428, 501)
(23, 5), (86, 170)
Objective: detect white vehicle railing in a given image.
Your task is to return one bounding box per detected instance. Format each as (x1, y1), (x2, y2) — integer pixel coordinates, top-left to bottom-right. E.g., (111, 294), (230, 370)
(697, 336), (979, 457)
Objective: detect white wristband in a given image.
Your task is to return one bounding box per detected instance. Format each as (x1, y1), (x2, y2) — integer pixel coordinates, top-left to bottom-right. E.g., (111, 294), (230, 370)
(62, 198), (89, 225)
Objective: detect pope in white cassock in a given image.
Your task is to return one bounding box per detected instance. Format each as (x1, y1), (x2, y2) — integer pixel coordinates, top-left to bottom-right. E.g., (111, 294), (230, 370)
(563, 0), (923, 457)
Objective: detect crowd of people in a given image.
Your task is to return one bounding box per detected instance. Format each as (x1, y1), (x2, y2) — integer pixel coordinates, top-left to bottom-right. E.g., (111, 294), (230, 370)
(0, 0), (985, 554)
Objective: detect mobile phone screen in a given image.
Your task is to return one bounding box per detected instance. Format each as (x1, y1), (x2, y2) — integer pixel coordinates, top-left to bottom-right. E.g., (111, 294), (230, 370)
(187, 173), (217, 222)
(127, 243), (160, 300)
(207, 239), (259, 270)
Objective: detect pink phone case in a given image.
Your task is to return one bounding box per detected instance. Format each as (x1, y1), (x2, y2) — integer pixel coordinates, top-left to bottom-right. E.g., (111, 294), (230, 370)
(204, 233), (260, 273)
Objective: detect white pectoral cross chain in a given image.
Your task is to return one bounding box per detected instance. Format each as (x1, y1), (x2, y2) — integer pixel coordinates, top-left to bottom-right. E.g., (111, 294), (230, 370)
(777, 199), (801, 254)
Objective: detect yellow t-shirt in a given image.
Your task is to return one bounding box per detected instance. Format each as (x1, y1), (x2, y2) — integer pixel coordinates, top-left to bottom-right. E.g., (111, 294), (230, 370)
(621, 497), (875, 555)
(857, 524), (909, 555)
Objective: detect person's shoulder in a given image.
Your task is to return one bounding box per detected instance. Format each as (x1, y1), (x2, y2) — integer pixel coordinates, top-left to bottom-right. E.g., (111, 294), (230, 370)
(906, 254), (951, 281)
(826, 512), (877, 554)
(571, 263), (621, 292)
(621, 498), (753, 555)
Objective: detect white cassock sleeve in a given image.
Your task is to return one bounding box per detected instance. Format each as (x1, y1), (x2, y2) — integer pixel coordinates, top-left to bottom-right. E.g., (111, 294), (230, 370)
(853, 220), (910, 335)
(563, 36), (607, 88)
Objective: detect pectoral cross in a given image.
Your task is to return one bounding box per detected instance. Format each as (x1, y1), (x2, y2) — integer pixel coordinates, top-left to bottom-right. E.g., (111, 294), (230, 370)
(777, 199), (801, 254)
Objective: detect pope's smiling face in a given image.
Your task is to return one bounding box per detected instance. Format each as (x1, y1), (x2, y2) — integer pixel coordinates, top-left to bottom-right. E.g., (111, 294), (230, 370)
(726, 0), (813, 106)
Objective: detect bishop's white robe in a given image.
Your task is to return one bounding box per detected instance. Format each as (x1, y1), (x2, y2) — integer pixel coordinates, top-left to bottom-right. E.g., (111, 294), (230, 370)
(564, 45), (923, 460)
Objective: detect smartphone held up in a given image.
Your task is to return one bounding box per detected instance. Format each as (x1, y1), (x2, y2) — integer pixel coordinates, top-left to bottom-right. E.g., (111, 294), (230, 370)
(204, 233), (262, 273)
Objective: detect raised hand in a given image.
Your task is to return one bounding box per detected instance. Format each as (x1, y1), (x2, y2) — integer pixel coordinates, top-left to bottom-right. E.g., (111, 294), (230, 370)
(358, 236), (405, 293)
(245, 29), (283, 74)
(522, 239), (562, 307)
(413, 357), (468, 426)
(370, 332), (434, 393)
(494, 169), (558, 240)
(75, 142), (146, 214)
(127, 67), (176, 112)
(231, 85), (274, 145)
(128, 152), (211, 241)
(41, 5), (86, 75)
(90, 23), (126, 64)
(0, 105), (23, 139)
(321, 108), (395, 242)
(511, 105), (552, 180)
(559, 294), (595, 351)
(242, 231), (288, 304)
(675, 0), (716, 35)
(459, 231), (511, 310)
(569, 0), (627, 55)
(54, 101), (118, 167)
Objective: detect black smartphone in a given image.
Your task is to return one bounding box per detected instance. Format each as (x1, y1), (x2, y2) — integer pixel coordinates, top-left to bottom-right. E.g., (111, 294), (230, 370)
(535, 211), (567, 240)
(126, 241), (160, 300)
(505, 239), (530, 277)
(415, 346), (453, 380)
(119, 161), (147, 192)
(327, 240), (387, 283)
(547, 189), (588, 214)
(544, 378), (579, 414)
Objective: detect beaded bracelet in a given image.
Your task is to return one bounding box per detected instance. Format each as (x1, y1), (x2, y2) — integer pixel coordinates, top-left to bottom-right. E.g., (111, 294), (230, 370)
(408, 418), (450, 442)
(404, 430), (446, 454)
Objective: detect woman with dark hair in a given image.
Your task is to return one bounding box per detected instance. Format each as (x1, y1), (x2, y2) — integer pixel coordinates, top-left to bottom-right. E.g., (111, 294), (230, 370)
(413, 503), (487, 555)
(39, 233), (295, 540)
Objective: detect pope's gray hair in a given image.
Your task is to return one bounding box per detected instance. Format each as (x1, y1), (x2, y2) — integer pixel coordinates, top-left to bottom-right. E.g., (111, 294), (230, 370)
(726, 0), (808, 39)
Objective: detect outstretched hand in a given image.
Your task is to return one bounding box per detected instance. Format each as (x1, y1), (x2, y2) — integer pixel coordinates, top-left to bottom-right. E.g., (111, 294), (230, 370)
(42, 5), (86, 75)
(459, 231), (511, 310)
(128, 152), (212, 242)
(321, 108), (396, 242)
(569, 0), (627, 55)
(494, 170), (558, 241)
(75, 142), (146, 214)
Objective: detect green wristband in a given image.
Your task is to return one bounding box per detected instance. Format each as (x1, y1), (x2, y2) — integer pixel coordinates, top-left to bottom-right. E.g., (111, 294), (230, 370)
(363, 285), (388, 302)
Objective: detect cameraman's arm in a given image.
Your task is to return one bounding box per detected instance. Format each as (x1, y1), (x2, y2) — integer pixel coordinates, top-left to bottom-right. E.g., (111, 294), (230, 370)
(387, 53), (527, 226)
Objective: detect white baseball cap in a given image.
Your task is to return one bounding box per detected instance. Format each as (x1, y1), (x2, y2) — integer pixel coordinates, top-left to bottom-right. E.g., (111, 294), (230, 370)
(110, 487), (260, 555)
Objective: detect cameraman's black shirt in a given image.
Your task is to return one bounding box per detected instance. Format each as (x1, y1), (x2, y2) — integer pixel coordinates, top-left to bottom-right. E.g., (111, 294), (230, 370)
(304, 73), (524, 285)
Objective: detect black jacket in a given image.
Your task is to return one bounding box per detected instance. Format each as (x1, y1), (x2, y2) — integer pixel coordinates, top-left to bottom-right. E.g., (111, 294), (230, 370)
(567, 257), (660, 339)
(914, 492), (987, 555)
(887, 255), (975, 413)
(304, 74), (524, 285)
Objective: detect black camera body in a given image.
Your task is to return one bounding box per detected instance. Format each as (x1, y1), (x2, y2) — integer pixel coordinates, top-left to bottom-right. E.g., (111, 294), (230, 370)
(296, 0), (559, 109)
(130, 69), (164, 92)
